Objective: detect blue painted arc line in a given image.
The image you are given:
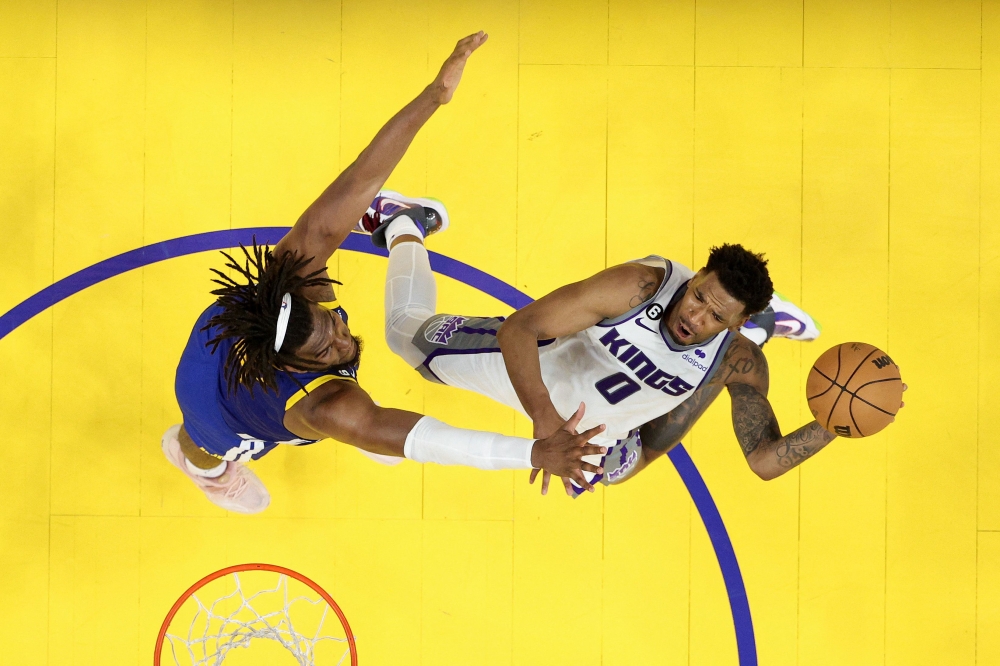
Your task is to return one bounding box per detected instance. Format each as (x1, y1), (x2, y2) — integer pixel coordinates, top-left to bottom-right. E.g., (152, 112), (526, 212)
(0, 227), (756, 664)
(668, 445), (757, 665)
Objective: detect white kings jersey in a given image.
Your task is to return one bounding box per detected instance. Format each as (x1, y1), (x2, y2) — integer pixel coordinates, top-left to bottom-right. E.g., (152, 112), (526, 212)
(424, 256), (734, 450)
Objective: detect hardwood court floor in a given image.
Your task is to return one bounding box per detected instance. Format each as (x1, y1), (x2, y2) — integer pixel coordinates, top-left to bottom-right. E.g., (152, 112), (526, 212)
(1, 0), (997, 664)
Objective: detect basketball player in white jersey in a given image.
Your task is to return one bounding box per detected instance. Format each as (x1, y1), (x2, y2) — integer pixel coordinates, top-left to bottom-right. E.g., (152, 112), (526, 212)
(370, 201), (837, 496)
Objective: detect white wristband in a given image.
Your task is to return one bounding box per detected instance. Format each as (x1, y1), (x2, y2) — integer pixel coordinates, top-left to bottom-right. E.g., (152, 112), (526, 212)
(403, 416), (535, 471)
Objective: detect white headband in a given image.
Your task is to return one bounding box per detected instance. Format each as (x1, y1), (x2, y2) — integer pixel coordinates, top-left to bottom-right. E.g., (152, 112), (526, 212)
(274, 292), (292, 352)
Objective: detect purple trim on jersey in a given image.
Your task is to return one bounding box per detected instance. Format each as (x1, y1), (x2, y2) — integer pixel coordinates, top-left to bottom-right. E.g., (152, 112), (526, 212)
(596, 258), (674, 328)
(420, 338), (555, 380)
(594, 308), (652, 330)
(457, 325), (502, 336)
(695, 330), (734, 391)
(420, 347), (503, 387)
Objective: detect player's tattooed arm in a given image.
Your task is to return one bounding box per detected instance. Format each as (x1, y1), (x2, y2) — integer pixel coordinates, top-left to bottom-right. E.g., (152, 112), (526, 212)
(624, 338), (759, 480)
(629, 275), (660, 308)
(724, 337), (836, 479)
(622, 383), (725, 481)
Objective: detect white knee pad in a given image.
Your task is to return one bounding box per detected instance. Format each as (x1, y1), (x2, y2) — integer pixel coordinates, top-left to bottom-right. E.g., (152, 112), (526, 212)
(385, 306), (433, 368)
(385, 241), (437, 368)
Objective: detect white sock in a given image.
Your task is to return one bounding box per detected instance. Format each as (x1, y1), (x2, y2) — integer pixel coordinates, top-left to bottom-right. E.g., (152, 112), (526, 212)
(185, 457), (227, 478)
(385, 215), (424, 248)
(385, 241), (437, 367)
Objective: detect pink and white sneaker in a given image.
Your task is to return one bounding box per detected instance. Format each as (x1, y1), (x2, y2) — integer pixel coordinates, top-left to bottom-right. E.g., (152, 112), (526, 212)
(354, 190), (449, 248)
(161, 425), (271, 514)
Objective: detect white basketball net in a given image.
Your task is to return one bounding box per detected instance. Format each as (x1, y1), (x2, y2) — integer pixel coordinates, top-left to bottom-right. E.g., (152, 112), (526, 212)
(161, 571), (352, 666)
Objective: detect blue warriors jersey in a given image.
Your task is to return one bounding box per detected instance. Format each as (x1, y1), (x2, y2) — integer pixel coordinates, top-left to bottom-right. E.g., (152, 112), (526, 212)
(175, 299), (358, 461)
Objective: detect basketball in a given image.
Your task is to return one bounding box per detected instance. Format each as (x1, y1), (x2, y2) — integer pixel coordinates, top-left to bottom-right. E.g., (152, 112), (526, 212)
(806, 342), (903, 438)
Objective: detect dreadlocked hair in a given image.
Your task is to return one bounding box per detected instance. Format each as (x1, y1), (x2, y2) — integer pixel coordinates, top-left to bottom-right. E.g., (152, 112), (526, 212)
(203, 239), (340, 397)
(704, 243), (773, 315)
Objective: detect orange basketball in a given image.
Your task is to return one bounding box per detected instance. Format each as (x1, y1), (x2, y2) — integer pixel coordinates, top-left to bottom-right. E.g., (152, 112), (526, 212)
(806, 342), (903, 438)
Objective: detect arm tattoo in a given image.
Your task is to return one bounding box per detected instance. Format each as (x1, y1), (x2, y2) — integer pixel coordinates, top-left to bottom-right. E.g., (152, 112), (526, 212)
(719, 337), (769, 387)
(728, 383), (781, 457)
(729, 380), (837, 477)
(773, 422), (836, 469)
(640, 383), (723, 452)
(629, 276), (659, 308)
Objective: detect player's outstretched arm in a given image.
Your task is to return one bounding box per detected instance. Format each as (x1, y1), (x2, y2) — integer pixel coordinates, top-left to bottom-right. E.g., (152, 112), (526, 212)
(722, 336), (836, 480)
(273, 32), (488, 297)
(498, 261), (664, 438)
(284, 380), (608, 485)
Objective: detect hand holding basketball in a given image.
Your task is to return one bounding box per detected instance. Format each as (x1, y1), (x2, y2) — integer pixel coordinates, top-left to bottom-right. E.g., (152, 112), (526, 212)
(806, 342), (904, 438)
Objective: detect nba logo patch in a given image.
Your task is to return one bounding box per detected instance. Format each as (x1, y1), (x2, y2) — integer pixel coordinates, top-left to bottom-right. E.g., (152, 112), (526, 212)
(425, 316), (466, 345)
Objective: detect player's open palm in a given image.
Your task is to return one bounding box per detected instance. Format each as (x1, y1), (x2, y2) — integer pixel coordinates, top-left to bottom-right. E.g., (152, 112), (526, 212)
(429, 31), (488, 104)
(529, 403), (606, 492)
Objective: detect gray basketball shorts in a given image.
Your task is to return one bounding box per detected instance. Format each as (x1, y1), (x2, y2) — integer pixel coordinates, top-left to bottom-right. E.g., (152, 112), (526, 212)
(411, 314), (508, 384)
(567, 428), (643, 498)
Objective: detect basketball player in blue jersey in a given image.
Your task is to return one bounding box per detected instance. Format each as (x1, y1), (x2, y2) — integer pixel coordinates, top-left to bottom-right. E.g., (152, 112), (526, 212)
(163, 32), (608, 513)
(370, 199), (850, 496)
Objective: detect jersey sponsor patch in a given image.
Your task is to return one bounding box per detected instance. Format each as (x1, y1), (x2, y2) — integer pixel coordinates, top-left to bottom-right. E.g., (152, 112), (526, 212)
(424, 315), (467, 345)
(681, 353), (709, 371)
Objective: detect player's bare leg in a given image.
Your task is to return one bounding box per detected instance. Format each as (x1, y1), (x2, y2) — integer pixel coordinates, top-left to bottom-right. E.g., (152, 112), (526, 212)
(177, 427), (223, 468)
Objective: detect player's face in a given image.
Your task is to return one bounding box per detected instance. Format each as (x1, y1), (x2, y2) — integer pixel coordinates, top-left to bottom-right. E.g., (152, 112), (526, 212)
(292, 302), (361, 370)
(664, 271), (750, 345)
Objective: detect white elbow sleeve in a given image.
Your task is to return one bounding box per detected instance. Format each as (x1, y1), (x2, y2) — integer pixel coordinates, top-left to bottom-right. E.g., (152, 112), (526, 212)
(403, 416), (536, 471)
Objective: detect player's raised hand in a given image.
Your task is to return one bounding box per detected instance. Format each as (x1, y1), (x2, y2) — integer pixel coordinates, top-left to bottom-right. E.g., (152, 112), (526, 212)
(529, 403), (606, 491)
(428, 31), (488, 105)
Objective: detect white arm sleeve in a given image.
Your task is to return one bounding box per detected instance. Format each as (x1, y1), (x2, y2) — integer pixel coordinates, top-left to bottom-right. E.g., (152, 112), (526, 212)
(402, 416), (536, 470)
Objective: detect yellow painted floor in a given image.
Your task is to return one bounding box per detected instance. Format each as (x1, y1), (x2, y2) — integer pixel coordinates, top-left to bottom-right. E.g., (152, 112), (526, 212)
(1, 0), (997, 664)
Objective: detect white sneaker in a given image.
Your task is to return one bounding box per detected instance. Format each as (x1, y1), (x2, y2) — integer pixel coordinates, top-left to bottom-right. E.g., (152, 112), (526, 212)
(161, 425), (271, 514)
(356, 190), (450, 249)
(770, 292), (821, 341)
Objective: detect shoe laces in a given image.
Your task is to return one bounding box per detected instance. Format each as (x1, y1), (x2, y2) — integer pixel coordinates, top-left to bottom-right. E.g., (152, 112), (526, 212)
(222, 473), (249, 499)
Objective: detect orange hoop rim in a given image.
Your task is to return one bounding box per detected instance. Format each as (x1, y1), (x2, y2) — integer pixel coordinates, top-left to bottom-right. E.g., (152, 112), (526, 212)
(153, 562), (358, 666)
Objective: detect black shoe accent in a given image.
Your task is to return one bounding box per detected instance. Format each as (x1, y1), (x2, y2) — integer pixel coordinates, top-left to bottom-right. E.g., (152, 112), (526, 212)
(748, 305), (776, 347)
(370, 206), (434, 249)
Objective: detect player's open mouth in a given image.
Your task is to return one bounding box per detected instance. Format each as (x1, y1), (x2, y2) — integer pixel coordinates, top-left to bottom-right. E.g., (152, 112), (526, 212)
(675, 319), (693, 341)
